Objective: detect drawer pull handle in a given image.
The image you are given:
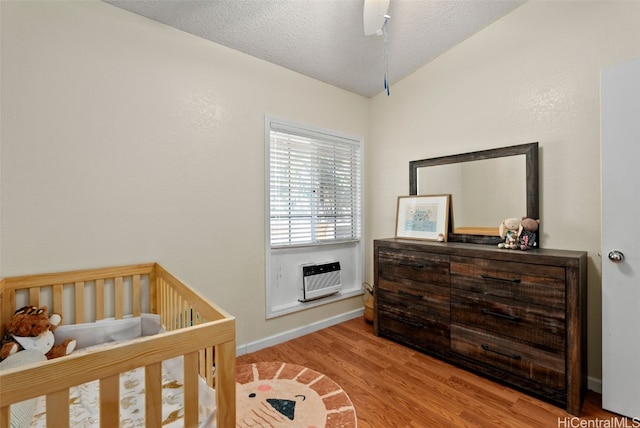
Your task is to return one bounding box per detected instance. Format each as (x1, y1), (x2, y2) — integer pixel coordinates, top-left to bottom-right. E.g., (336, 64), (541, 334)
(481, 309), (521, 322)
(399, 289), (424, 299)
(481, 344), (521, 360)
(400, 262), (425, 269)
(481, 274), (521, 284)
(398, 317), (424, 328)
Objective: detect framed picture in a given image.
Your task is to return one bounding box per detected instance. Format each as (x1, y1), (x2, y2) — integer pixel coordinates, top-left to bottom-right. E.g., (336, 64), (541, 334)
(395, 194), (451, 241)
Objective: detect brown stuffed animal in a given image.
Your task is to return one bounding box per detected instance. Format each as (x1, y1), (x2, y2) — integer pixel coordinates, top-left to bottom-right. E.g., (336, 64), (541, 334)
(518, 217), (540, 250)
(0, 305), (76, 361)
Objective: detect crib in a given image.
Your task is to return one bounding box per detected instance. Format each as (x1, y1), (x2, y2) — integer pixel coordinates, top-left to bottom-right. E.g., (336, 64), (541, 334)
(0, 263), (236, 427)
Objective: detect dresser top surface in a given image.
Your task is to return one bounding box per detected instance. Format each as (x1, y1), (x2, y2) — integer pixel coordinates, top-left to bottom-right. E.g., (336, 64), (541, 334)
(375, 238), (587, 266)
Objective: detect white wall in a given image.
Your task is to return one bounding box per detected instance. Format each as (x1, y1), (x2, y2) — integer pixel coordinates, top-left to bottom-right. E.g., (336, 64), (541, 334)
(366, 1), (640, 387)
(0, 0), (368, 346)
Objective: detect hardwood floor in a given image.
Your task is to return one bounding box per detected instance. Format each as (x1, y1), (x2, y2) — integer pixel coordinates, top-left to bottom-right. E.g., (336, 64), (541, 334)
(237, 317), (619, 427)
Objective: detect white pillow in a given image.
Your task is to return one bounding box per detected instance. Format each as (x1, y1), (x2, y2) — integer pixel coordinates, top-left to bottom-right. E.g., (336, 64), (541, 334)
(0, 350), (47, 428)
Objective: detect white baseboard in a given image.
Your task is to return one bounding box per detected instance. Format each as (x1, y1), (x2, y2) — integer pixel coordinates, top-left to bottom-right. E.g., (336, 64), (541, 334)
(236, 308), (364, 356)
(588, 376), (602, 394)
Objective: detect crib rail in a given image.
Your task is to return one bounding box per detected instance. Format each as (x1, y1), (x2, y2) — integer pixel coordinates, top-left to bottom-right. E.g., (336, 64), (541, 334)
(0, 263), (236, 428)
(0, 263), (158, 330)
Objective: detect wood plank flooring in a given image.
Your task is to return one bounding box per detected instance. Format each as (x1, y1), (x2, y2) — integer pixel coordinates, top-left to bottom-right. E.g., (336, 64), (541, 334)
(237, 317), (620, 427)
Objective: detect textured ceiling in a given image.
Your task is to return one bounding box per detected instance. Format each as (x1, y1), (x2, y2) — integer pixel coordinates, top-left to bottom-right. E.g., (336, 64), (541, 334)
(103, 0), (525, 98)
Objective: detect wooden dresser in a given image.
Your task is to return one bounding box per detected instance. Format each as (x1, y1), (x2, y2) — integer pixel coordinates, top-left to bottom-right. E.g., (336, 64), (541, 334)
(373, 238), (587, 415)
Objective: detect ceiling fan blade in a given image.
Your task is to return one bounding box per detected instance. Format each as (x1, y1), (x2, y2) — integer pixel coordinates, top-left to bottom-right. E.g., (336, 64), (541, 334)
(363, 0), (390, 36)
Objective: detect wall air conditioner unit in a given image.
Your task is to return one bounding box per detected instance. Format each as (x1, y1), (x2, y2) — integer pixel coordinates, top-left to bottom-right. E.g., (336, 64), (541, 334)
(299, 261), (342, 302)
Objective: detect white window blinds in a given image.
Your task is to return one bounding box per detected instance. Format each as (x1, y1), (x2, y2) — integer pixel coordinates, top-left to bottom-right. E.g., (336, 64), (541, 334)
(268, 119), (362, 248)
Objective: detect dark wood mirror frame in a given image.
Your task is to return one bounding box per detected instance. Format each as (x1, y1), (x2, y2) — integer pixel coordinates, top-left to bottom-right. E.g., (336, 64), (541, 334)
(409, 142), (539, 246)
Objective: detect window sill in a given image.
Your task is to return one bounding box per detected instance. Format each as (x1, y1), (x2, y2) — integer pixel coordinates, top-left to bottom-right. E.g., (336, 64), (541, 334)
(266, 286), (363, 319)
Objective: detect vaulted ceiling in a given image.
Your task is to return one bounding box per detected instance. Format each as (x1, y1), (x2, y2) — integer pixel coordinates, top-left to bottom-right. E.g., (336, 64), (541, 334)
(104, 0), (525, 98)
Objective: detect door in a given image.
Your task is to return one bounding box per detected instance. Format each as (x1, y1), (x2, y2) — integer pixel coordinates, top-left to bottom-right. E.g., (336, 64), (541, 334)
(601, 57), (640, 418)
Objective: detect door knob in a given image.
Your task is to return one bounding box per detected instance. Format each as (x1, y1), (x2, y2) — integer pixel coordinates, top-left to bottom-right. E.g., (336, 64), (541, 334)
(608, 250), (625, 263)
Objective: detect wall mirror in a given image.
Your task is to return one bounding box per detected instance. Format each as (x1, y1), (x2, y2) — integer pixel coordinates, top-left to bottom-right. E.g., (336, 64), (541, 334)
(409, 142), (539, 245)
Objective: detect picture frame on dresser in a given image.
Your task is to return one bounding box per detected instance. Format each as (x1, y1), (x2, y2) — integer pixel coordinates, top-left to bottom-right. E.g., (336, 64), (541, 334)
(395, 194), (450, 241)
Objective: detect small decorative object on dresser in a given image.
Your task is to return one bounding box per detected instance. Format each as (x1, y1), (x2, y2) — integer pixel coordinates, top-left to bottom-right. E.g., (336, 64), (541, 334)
(373, 238), (587, 416)
(497, 217), (522, 249)
(518, 217), (540, 250)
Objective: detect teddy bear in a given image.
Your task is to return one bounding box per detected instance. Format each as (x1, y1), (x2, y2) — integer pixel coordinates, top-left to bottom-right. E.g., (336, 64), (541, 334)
(518, 217), (540, 250)
(0, 305), (76, 361)
(498, 217), (521, 249)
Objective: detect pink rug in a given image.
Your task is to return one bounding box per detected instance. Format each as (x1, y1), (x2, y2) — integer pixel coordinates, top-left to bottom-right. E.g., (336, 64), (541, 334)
(236, 361), (357, 427)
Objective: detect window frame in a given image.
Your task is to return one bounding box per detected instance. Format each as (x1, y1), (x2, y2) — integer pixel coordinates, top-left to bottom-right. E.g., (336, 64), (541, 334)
(266, 117), (363, 249)
(264, 115), (365, 318)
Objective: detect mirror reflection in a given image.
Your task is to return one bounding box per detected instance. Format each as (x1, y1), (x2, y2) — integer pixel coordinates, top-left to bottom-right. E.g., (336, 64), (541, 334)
(417, 156), (526, 235)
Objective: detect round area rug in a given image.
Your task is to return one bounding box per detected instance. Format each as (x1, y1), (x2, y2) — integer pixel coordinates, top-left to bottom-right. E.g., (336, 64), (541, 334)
(236, 361), (357, 428)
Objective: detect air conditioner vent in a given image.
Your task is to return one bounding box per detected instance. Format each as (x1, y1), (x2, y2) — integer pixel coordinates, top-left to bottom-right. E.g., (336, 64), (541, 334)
(299, 261), (342, 302)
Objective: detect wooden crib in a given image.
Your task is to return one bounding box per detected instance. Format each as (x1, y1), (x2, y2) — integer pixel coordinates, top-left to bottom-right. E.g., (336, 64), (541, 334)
(0, 263), (236, 427)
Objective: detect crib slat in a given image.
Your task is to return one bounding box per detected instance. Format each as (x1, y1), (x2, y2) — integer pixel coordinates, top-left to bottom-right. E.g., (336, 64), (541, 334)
(198, 347), (208, 385)
(115, 276), (124, 319)
(74, 282), (85, 323)
(100, 374), (120, 426)
(206, 347), (214, 387)
(0, 287), (15, 337)
(168, 285), (175, 330)
(1, 405), (9, 427)
(184, 352), (199, 427)
(159, 278), (167, 328)
(47, 389), (70, 428)
(29, 287), (40, 307)
(145, 362), (162, 427)
(159, 278), (166, 326)
(149, 268), (157, 315)
(132, 274), (141, 316)
(180, 298), (185, 328)
(199, 348), (206, 382)
(169, 284), (176, 330)
(52, 284), (63, 317)
(95, 279), (105, 320)
(174, 292), (180, 329)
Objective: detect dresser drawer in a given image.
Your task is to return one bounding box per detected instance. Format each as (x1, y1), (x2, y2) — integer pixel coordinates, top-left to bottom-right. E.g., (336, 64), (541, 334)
(378, 247), (449, 286)
(376, 247), (451, 355)
(451, 324), (565, 391)
(450, 256), (566, 308)
(451, 289), (565, 351)
(378, 277), (450, 322)
(378, 306), (450, 352)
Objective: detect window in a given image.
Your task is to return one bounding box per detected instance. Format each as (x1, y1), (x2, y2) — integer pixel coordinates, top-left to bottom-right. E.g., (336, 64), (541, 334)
(265, 116), (364, 318)
(268, 118), (362, 248)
